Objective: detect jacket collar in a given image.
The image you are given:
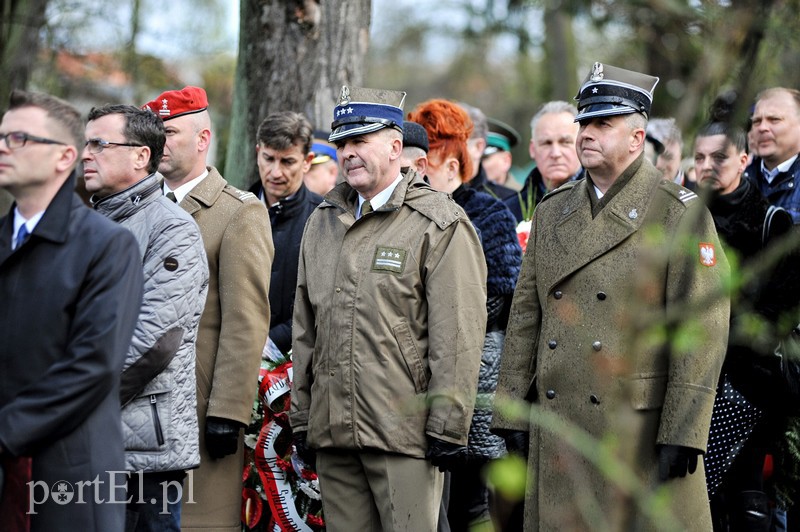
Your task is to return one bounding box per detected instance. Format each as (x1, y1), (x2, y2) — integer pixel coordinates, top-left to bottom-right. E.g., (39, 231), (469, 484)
(91, 173), (161, 222)
(322, 168), (423, 216)
(0, 172), (77, 265)
(250, 182), (315, 220)
(181, 166), (226, 215)
(750, 154), (800, 185)
(467, 163), (489, 190)
(522, 165), (585, 205)
(545, 157), (660, 291)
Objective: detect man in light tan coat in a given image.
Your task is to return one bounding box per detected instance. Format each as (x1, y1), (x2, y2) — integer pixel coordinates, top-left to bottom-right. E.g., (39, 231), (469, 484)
(492, 63), (730, 530)
(142, 86), (273, 531)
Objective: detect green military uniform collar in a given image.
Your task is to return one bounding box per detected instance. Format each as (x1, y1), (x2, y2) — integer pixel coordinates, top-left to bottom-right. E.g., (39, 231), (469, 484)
(587, 152), (645, 218)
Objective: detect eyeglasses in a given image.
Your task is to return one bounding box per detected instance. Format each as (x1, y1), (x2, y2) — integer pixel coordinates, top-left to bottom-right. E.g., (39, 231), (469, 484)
(85, 138), (144, 154)
(0, 131), (67, 149)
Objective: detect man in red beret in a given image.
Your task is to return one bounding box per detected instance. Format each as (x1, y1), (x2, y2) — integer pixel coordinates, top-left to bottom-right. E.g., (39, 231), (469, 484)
(142, 86), (274, 532)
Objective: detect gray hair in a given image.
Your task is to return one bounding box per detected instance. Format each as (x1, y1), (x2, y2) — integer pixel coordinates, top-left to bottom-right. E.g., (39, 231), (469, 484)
(647, 117), (682, 148)
(458, 102), (488, 141)
(529, 101), (578, 138)
(625, 112), (647, 131)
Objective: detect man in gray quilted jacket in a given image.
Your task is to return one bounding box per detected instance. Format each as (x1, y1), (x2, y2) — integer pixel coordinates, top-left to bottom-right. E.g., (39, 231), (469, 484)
(83, 104), (209, 532)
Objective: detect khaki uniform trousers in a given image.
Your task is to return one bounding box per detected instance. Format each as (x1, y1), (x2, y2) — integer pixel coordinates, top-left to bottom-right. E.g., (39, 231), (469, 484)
(317, 449), (444, 532)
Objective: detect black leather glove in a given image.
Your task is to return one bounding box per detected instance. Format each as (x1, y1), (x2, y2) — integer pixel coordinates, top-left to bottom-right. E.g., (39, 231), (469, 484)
(424, 436), (466, 472)
(292, 431), (316, 468)
(658, 444), (701, 481)
(205, 417), (243, 459)
(499, 430), (530, 459)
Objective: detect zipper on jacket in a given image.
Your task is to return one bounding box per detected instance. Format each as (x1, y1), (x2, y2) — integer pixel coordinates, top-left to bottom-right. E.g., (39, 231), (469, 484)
(150, 394), (164, 446)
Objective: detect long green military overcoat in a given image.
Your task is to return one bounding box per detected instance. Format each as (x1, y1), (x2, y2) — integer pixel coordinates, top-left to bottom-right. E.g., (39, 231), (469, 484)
(493, 156), (730, 531)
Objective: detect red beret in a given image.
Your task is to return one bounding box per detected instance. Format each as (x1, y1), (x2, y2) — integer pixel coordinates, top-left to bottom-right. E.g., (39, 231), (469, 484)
(142, 86), (208, 120)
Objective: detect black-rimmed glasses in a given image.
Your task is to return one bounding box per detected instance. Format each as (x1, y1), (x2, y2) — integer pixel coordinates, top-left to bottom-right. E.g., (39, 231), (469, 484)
(85, 138), (144, 154)
(0, 131), (67, 149)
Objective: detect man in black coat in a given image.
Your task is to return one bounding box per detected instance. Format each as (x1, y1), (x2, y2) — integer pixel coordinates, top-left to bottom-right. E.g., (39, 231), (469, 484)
(249, 111), (323, 354)
(694, 120), (800, 530)
(0, 90), (143, 530)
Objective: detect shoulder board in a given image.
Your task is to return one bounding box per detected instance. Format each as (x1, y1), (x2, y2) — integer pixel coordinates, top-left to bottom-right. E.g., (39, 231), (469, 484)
(658, 179), (698, 205)
(539, 180), (578, 204)
(406, 188), (464, 229)
(223, 186), (258, 203)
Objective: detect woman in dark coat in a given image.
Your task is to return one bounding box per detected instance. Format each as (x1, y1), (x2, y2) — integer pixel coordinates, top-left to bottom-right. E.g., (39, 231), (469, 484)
(408, 99), (522, 531)
(694, 120), (800, 531)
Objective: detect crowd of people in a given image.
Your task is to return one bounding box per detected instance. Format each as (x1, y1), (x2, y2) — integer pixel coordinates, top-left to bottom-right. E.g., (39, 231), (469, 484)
(2, 59), (800, 532)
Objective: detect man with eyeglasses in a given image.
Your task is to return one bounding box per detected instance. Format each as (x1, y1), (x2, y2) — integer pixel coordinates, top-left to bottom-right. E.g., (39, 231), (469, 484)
(141, 86), (272, 531)
(0, 90), (143, 530)
(83, 104), (209, 531)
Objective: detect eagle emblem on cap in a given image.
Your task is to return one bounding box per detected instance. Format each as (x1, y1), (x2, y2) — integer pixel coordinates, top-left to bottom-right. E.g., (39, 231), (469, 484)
(590, 62), (604, 82)
(338, 86), (351, 106)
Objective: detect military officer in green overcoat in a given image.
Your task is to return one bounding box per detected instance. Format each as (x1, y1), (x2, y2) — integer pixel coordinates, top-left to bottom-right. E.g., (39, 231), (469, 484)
(492, 63), (731, 531)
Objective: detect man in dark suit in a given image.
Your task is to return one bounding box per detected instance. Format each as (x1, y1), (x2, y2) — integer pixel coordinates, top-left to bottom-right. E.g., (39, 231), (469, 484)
(0, 90), (143, 530)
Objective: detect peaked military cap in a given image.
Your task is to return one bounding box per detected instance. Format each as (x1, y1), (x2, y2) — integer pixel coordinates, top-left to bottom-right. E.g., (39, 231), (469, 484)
(574, 62), (659, 122)
(329, 86), (406, 142)
(311, 130), (337, 164)
(402, 121), (429, 153)
(484, 117), (521, 156)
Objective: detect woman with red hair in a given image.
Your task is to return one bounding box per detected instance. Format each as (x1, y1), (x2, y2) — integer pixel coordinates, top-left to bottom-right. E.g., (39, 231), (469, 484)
(408, 99), (522, 531)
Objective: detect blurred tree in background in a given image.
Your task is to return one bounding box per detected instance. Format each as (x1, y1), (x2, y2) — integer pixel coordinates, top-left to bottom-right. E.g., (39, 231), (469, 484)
(225, 0), (371, 189)
(1, 0), (49, 106)
(365, 0), (800, 180)
(3, 0), (800, 183)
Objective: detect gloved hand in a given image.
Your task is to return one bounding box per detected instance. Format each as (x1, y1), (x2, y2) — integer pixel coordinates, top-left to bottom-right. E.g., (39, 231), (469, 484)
(424, 436), (466, 472)
(292, 431), (316, 468)
(493, 429), (529, 458)
(205, 417), (243, 459)
(658, 444), (701, 481)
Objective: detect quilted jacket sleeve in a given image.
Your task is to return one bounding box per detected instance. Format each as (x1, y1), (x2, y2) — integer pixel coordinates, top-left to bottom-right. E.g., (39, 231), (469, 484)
(124, 215), (209, 374)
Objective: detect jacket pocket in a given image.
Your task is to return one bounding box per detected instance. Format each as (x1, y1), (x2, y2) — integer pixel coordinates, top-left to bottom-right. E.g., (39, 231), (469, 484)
(392, 322), (428, 393)
(628, 375), (667, 410)
(122, 388), (172, 452)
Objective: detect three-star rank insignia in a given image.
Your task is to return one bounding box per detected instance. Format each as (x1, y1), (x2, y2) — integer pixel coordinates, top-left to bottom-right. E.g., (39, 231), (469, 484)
(372, 246), (407, 274)
(699, 242), (716, 267)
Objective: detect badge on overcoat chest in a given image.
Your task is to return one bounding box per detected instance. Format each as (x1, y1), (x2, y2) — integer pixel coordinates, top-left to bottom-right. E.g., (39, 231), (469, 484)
(372, 246), (407, 274)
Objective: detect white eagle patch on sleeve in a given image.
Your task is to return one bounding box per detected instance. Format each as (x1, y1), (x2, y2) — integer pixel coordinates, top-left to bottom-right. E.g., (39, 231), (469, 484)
(699, 243), (716, 267)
